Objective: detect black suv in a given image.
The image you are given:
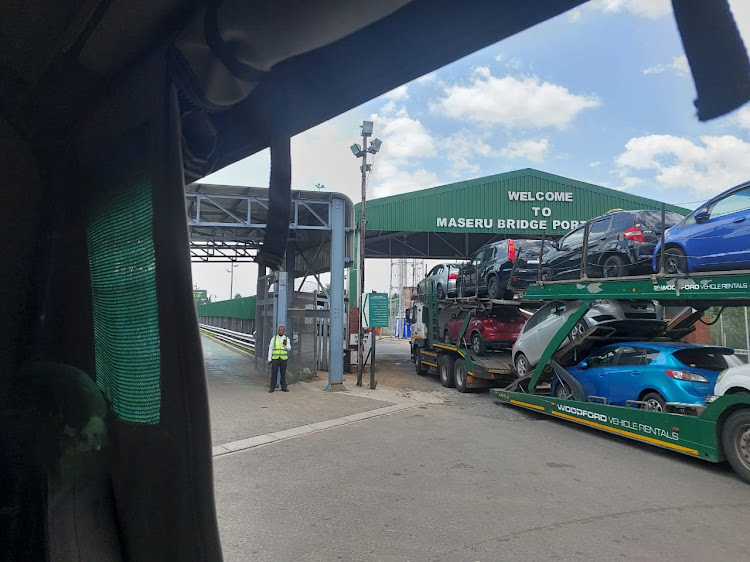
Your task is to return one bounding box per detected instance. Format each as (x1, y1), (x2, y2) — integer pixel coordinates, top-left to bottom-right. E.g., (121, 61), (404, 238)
(457, 239), (549, 299)
(540, 210), (684, 280)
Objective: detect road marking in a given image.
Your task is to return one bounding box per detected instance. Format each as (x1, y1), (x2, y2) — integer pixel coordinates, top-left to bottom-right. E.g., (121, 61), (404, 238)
(213, 403), (419, 458)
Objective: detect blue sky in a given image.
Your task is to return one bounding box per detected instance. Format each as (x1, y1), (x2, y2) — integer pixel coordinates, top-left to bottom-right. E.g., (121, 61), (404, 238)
(193, 0), (750, 300)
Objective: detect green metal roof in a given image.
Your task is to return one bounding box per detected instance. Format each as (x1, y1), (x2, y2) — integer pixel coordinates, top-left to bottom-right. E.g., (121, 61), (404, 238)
(357, 168), (688, 236)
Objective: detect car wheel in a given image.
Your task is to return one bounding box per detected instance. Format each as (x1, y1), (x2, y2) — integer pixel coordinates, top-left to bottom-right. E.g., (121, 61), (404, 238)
(569, 319), (588, 341)
(602, 255), (626, 278)
(487, 275), (500, 299)
(443, 330), (452, 344)
(471, 333), (486, 355)
(721, 409), (750, 484)
(437, 284), (445, 300)
(439, 355), (456, 388)
(641, 391), (666, 412)
(415, 350), (428, 376)
(540, 268), (553, 282)
(514, 353), (531, 377)
(664, 247), (687, 275)
(454, 359), (468, 392)
(555, 381), (573, 400)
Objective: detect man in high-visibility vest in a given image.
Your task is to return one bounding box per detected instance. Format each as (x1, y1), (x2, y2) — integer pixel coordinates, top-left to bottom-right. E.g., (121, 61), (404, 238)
(267, 325), (292, 392)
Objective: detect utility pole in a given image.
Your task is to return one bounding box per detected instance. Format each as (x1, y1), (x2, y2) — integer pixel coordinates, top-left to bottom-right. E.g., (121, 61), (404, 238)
(350, 121), (382, 386)
(357, 134), (369, 386)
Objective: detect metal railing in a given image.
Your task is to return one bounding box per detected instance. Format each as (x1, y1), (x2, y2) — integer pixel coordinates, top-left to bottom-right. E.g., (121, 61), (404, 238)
(199, 324), (255, 352)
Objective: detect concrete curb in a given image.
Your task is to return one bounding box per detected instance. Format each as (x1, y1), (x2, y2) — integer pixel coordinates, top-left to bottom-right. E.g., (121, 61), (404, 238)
(212, 402), (418, 458)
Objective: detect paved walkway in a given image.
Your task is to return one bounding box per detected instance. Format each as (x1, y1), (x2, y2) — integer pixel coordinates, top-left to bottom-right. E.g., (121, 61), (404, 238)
(202, 336), (427, 456)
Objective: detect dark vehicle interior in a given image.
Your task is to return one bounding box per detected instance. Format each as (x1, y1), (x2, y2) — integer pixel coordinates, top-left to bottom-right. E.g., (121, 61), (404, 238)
(1, 1), (749, 560)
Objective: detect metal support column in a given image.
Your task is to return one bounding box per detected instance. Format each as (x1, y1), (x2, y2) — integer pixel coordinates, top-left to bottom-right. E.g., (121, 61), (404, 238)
(326, 197), (346, 391)
(275, 271), (288, 334)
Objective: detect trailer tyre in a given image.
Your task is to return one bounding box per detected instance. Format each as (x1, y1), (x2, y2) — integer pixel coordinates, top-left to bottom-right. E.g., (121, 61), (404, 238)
(415, 350), (428, 376)
(439, 355), (455, 388)
(454, 359), (469, 393)
(722, 409), (750, 484)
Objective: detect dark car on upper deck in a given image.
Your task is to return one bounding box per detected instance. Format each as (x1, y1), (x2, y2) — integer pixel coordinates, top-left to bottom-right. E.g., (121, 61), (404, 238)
(540, 210), (684, 280)
(456, 239), (550, 299)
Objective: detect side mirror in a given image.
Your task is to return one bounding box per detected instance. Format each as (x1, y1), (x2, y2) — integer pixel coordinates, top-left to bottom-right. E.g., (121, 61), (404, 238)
(555, 305), (566, 315)
(695, 210), (710, 223)
(580, 361), (588, 370)
(405, 310), (411, 322)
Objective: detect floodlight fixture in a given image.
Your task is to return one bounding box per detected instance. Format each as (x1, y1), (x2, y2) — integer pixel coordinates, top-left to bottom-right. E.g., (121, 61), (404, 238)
(361, 120), (374, 137)
(350, 143), (363, 157)
(368, 138), (382, 154)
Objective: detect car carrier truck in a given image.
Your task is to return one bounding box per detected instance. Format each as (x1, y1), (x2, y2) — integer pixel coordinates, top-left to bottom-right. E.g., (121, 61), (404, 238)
(408, 282), (537, 392)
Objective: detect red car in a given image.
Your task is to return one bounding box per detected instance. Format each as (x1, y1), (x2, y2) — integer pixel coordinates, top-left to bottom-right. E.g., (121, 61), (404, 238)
(442, 308), (525, 355)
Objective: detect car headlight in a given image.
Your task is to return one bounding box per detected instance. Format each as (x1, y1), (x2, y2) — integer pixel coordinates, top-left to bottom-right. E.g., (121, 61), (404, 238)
(716, 369), (727, 383)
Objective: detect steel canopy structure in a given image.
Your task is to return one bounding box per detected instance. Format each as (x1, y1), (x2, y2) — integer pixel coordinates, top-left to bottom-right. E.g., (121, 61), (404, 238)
(186, 183), (354, 275)
(186, 183), (354, 391)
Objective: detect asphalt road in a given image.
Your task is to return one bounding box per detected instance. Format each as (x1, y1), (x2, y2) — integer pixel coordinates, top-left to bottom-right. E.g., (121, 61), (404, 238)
(213, 338), (750, 561)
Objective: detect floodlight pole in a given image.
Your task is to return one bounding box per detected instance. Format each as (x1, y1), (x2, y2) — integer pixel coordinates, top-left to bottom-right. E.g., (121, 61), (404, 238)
(357, 134), (369, 387)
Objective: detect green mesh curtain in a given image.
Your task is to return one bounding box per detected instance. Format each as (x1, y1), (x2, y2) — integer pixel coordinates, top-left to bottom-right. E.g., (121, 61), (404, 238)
(87, 135), (161, 424)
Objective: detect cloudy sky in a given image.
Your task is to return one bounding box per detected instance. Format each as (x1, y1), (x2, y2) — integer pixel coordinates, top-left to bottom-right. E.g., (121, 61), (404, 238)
(192, 0), (750, 301)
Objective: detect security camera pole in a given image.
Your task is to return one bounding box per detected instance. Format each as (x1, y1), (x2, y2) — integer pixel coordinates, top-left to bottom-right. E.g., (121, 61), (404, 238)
(350, 121), (382, 386)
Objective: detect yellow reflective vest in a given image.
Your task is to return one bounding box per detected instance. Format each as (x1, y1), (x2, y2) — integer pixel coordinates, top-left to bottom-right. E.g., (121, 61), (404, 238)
(271, 336), (288, 360)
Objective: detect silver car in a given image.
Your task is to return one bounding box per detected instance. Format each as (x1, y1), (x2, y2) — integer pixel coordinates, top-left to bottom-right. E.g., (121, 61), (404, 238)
(512, 299), (665, 376)
(417, 263), (461, 300)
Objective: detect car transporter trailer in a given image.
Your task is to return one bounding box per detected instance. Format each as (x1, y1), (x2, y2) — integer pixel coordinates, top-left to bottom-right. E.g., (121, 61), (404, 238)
(491, 271), (750, 484)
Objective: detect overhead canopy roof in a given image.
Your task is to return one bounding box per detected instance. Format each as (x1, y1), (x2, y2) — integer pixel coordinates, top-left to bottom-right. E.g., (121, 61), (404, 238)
(186, 183), (354, 276)
(360, 168), (689, 259)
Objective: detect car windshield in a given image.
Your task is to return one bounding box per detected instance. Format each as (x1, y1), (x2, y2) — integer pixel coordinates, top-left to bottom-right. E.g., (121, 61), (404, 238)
(673, 348), (736, 371)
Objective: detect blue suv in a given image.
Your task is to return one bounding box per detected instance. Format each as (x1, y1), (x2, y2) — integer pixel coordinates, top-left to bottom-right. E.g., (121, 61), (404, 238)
(653, 180), (750, 274)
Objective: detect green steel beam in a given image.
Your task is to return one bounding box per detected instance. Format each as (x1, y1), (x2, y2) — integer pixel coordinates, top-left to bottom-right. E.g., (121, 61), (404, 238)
(524, 272), (750, 302)
(526, 304), (588, 393)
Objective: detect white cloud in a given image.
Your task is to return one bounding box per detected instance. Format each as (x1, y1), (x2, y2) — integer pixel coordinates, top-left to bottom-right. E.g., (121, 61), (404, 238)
(431, 67), (600, 129)
(369, 162), (439, 198)
(442, 130), (493, 174)
(370, 107), (436, 162)
(590, 0), (671, 19)
(568, 8), (583, 23)
(384, 84), (409, 100)
(614, 134), (750, 195)
(495, 54), (504, 63)
(499, 138), (550, 164)
(736, 105), (750, 129)
(589, 161), (601, 167)
(506, 58), (522, 70)
(642, 55), (689, 76)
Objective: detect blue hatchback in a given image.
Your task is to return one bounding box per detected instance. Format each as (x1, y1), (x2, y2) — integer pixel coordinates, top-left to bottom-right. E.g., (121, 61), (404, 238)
(653, 180), (750, 274)
(550, 342), (740, 411)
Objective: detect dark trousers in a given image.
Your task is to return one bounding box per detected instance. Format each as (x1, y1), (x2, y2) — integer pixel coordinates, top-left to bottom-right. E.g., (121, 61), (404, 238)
(270, 358), (287, 390)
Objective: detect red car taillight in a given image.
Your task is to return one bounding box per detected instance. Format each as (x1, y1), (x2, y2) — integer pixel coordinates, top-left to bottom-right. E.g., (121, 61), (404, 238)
(481, 319), (494, 324)
(666, 370), (709, 383)
(508, 239), (516, 261)
(448, 272), (457, 280)
(623, 226), (645, 242)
